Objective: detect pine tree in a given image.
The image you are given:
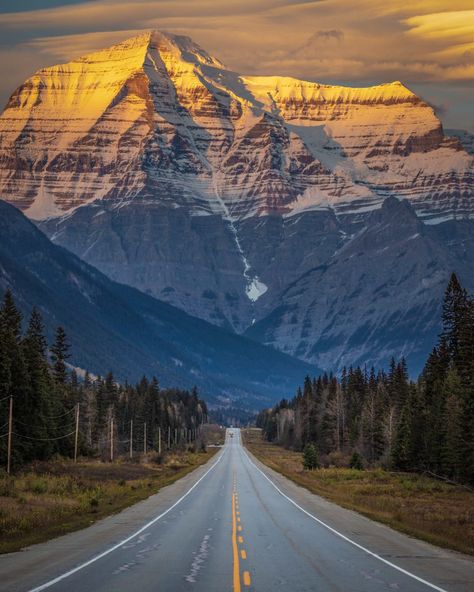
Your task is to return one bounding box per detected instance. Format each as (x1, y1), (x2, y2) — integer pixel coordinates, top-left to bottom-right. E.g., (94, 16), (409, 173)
(302, 375), (318, 445)
(439, 369), (463, 479)
(302, 443), (319, 470)
(456, 296), (474, 387)
(0, 291), (29, 466)
(442, 273), (468, 362)
(51, 326), (70, 385)
(362, 369), (386, 464)
(21, 308), (57, 460)
(1, 290), (22, 338)
(391, 398), (412, 471)
(457, 297), (474, 482)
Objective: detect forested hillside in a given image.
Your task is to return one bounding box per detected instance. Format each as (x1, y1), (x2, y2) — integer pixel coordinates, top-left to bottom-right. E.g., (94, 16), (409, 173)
(257, 274), (474, 484)
(0, 291), (208, 470)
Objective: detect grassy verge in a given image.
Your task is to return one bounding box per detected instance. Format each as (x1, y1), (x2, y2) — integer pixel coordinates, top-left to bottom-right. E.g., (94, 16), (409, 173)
(243, 428), (474, 555)
(0, 448), (219, 554)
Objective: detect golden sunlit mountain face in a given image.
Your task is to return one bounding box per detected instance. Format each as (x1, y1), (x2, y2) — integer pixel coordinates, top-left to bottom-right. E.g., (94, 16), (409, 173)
(0, 1), (472, 131)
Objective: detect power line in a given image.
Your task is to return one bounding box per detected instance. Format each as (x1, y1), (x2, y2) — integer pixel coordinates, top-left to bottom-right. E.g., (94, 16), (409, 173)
(13, 430), (76, 442)
(0, 399), (76, 421)
(46, 408), (77, 419)
(13, 417), (75, 429)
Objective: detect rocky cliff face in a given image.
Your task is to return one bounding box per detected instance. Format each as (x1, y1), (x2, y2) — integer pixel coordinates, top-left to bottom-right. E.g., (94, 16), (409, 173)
(1, 32), (472, 223)
(246, 198), (474, 371)
(1, 31), (473, 372)
(447, 129), (474, 156)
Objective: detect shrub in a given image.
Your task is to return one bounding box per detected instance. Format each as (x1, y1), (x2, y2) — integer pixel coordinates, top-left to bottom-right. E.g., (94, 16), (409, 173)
(327, 450), (347, 468)
(349, 451), (364, 470)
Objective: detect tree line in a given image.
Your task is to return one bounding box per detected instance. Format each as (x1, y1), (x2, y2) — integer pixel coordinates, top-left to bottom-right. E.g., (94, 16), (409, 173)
(257, 273), (474, 484)
(0, 291), (208, 470)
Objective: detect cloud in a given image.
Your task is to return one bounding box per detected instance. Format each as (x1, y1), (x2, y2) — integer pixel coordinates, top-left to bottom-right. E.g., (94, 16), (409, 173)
(24, 29), (144, 60)
(314, 29), (344, 41)
(404, 10), (474, 43)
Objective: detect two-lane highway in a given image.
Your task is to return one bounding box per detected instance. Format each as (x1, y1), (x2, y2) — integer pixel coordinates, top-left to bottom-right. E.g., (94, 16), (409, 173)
(1, 429), (473, 591)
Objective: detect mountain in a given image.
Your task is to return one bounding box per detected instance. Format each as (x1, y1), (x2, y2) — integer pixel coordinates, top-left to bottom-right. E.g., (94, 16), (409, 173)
(447, 129), (474, 156)
(246, 197), (474, 370)
(0, 200), (315, 409)
(1, 31), (473, 373)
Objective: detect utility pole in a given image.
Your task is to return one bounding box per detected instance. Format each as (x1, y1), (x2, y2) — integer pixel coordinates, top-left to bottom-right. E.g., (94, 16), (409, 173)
(174, 428), (177, 446)
(110, 416), (114, 462)
(7, 397), (13, 475)
(158, 427), (161, 455)
(130, 420), (133, 460)
(168, 426), (171, 449)
(74, 403), (80, 462)
(144, 422), (147, 455)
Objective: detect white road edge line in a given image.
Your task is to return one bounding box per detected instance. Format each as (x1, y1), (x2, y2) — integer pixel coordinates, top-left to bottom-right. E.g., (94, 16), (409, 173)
(27, 449), (226, 592)
(242, 445), (449, 592)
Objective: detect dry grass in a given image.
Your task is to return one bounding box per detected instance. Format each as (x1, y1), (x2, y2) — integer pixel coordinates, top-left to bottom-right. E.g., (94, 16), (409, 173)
(243, 428), (474, 555)
(0, 448), (218, 554)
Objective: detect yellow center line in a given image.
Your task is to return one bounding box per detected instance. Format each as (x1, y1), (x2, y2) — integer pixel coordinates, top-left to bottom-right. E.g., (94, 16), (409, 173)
(243, 571), (251, 586)
(238, 525), (242, 531)
(232, 491), (241, 592)
(241, 549), (247, 560)
(238, 536), (244, 543)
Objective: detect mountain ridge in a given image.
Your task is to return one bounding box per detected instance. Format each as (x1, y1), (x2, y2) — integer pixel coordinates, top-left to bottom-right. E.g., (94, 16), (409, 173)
(0, 199), (316, 409)
(1, 30), (473, 374)
(1, 30), (472, 223)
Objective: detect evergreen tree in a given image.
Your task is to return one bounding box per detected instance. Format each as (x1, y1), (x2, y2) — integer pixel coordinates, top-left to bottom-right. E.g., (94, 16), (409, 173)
(302, 443), (319, 470)
(0, 291), (29, 467)
(51, 326), (70, 385)
(442, 273), (468, 362)
(21, 308), (57, 460)
(391, 400), (412, 471)
(349, 451), (364, 470)
(439, 369), (463, 479)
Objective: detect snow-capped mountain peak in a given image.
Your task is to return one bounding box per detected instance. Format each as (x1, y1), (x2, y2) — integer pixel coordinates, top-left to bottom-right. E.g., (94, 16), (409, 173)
(1, 31), (473, 372)
(1, 30), (472, 223)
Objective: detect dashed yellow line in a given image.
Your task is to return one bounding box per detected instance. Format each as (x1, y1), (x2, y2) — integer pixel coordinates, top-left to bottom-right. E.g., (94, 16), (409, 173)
(232, 491), (241, 592)
(233, 476), (251, 590)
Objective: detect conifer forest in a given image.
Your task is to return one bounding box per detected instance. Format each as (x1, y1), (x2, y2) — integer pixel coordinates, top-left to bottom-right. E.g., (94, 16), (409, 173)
(0, 291), (208, 471)
(257, 274), (474, 485)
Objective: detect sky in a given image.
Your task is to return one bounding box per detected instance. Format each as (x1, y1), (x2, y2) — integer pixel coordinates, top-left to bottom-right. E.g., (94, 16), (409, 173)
(0, 0), (473, 131)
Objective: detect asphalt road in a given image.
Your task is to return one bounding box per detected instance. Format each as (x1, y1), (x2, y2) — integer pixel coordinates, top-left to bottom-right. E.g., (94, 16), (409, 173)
(1, 429), (473, 592)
